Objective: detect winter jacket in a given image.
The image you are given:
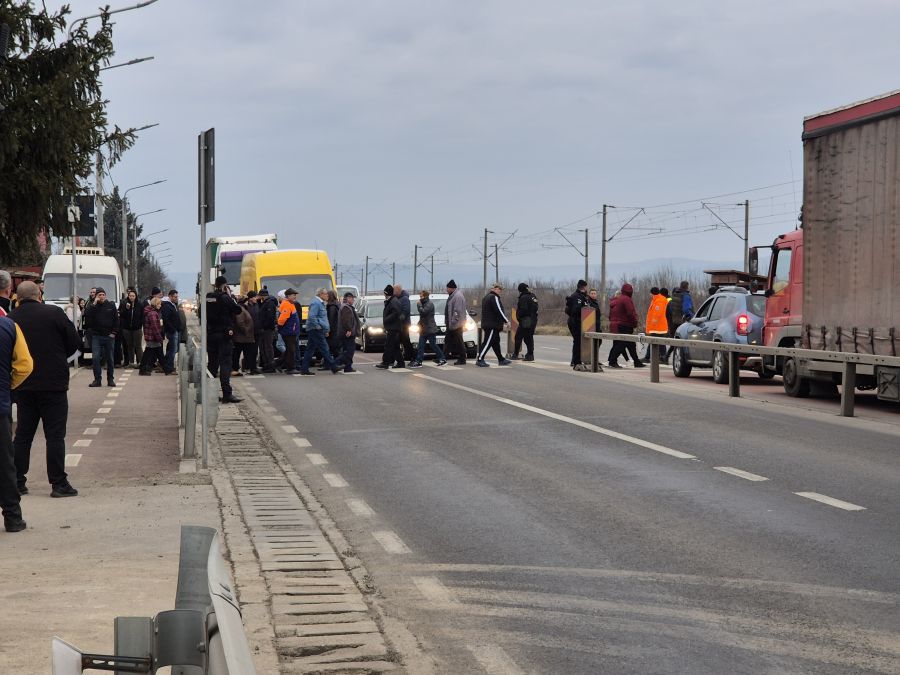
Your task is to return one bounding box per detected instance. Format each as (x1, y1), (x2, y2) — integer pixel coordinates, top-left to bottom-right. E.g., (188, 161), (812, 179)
(83, 299), (119, 336)
(277, 299), (300, 337)
(645, 293), (669, 335)
(609, 284), (638, 330)
(339, 302), (361, 337)
(143, 305), (164, 344)
(306, 296), (330, 332)
(383, 295), (404, 332)
(480, 292), (510, 331)
(160, 298), (179, 336)
(668, 288), (694, 325)
(565, 290), (589, 327)
(10, 300), (80, 392)
(259, 297), (278, 331)
(119, 299), (144, 331)
(398, 290), (412, 326)
(445, 289), (467, 331)
(0, 316), (33, 415)
(587, 296), (601, 330)
(246, 301), (261, 337)
(326, 301), (340, 344)
(204, 290), (241, 337)
(233, 306), (255, 344)
(516, 290), (539, 330)
(416, 298), (439, 337)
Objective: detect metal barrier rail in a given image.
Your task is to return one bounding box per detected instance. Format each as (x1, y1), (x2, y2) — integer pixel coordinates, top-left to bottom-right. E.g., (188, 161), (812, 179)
(584, 331), (900, 418)
(178, 338), (218, 464)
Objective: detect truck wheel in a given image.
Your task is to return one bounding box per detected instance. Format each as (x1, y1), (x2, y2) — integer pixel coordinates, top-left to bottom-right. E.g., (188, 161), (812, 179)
(672, 348), (692, 378)
(783, 357), (810, 397)
(712, 350), (729, 384)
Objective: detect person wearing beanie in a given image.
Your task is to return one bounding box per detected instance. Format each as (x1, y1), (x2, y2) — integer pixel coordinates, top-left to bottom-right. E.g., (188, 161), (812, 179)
(608, 282), (643, 369)
(444, 280), (468, 364)
(476, 284), (511, 367)
(82, 287), (118, 387)
(510, 282), (539, 361)
(205, 274), (243, 402)
(564, 279), (590, 368)
(375, 284), (406, 369)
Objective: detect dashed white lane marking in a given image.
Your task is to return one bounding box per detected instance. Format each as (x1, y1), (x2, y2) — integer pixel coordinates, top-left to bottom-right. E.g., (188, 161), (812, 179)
(372, 530), (411, 554)
(795, 492), (866, 511)
(65, 454), (82, 467)
(387, 368), (414, 373)
(468, 644), (524, 675)
(272, 415), (287, 422)
(73, 439), (92, 448)
(346, 498), (375, 516)
(97, 408), (111, 414)
(107, 392), (120, 397)
(90, 418), (106, 425)
(323, 473), (348, 488)
(414, 374), (696, 460)
(423, 362), (461, 371)
(102, 400), (116, 406)
(292, 437), (311, 448)
(306, 453), (327, 465)
(543, 346), (561, 351)
(83, 427), (100, 436)
(281, 425), (299, 434)
(412, 576), (456, 604)
(714, 466), (768, 482)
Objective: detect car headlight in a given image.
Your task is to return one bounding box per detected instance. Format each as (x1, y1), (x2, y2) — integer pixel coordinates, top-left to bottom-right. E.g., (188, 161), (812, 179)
(465, 319), (476, 331)
(409, 325), (420, 334)
(368, 327), (384, 335)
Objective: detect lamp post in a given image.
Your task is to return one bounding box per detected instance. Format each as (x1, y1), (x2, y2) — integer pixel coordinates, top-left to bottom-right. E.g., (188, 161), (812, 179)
(69, 0), (160, 37)
(131, 210), (166, 293)
(121, 180), (165, 290)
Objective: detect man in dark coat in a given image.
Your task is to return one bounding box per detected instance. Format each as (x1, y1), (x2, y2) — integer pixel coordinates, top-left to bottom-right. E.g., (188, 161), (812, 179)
(0, 306), (32, 530)
(10, 281), (82, 498)
(161, 289), (180, 375)
(476, 284), (511, 367)
(394, 285), (417, 361)
(82, 287), (119, 387)
(376, 285), (405, 369)
(338, 292), (361, 373)
(510, 282), (538, 361)
(607, 283), (644, 368)
(565, 280), (590, 368)
(257, 289), (278, 372)
(205, 276), (242, 403)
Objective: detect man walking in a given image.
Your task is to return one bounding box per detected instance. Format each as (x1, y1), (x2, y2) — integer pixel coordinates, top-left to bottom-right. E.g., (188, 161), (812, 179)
(299, 288), (341, 375)
(510, 282), (538, 361)
(665, 281), (694, 361)
(444, 280), (467, 365)
(83, 287), (118, 387)
(205, 276), (242, 403)
(10, 281), (81, 498)
(376, 284), (406, 370)
(338, 292), (361, 373)
(608, 283), (644, 369)
(409, 290), (446, 368)
(476, 284), (512, 367)
(0, 303), (32, 530)
(161, 289), (180, 375)
(257, 289), (277, 372)
(565, 280), (590, 368)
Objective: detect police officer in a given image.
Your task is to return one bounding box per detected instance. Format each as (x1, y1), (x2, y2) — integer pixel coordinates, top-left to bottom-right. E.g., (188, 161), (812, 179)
(510, 282), (539, 361)
(205, 276), (242, 403)
(565, 279), (590, 368)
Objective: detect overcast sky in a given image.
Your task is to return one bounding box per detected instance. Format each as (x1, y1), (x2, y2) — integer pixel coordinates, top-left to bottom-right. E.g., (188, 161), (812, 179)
(58, 0), (900, 289)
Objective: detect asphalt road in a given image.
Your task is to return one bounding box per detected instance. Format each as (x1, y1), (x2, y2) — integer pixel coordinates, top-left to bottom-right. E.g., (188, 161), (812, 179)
(236, 336), (900, 674)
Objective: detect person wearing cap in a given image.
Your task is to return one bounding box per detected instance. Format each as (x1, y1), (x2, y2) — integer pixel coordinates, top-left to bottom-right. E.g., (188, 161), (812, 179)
(476, 284), (511, 367)
(375, 284), (406, 369)
(444, 279), (468, 365)
(510, 282), (539, 361)
(298, 288), (341, 375)
(565, 279), (590, 368)
(82, 287), (119, 387)
(206, 275), (243, 403)
(257, 288), (278, 372)
(276, 288), (301, 373)
(337, 291), (361, 372)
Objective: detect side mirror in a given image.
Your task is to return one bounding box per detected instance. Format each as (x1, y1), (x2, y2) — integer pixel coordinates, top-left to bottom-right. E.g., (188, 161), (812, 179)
(764, 288), (774, 298)
(690, 316), (704, 325)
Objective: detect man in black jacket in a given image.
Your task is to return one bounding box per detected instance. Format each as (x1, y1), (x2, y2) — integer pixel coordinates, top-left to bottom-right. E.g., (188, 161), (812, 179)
(476, 284), (512, 367)
(257, 289), (278, 372)
(161, 289), (180, 375)
(118, 288), (144, 368)
(376, 284), (405, 369)
(83, 287), (118, 387)
(565, 279), (589, 367)
(10, 281), (82, 498)
(510, 282), (538, 361)
(205, 276), (243, 403)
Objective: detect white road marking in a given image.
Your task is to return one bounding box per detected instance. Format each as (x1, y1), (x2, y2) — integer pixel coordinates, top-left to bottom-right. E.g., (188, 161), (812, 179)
(292, 437), (311, 448)
(388, 368), (414, 373)
(346, 498), (375, 516)
(412, 576), (456, 604)
(372, 530), (411, 554)
(97, 408), (111, 414)
(83, 427), (100, 436)
(414, 374), (696, 460)
(323, 473), (348, 488)
(244, 375), (264, 379)
(102, 400), (116, 406)
(281, 425), (299, 434)
(423, 362), (461, 371)
(257, 398), (270, 406)
(65, 454), (82, 467)
(714, 466), (768, 482)
(543, 346), (561, 350)
(90, 418), (106, 425)
(795, 492), (866, 511)
(107, 392), (120, 397)
(467, 645), (523, 675)
(306, 453), (328, 465)
(73, 439), (92, 448)
(272, 415), (287, 422)
(262, 406), (277, 414)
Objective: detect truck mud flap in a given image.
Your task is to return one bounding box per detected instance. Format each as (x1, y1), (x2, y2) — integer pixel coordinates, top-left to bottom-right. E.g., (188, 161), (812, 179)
(877, 367), (900, 402)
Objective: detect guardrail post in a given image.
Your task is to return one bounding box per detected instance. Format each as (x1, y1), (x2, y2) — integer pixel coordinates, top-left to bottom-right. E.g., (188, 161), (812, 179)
(650, 342), (660, 383)
(183, 384), (197, 459)
(840, 362), (857, 417)
(728, 351), (741, 398)
(591, 336), (600, 373)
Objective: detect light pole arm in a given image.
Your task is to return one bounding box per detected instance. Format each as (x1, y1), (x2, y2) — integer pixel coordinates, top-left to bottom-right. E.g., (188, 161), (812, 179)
(69, 0), (160, 37)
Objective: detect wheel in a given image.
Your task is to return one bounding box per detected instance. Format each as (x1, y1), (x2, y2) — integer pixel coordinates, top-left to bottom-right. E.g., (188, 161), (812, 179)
(672, 347), (692, 377)
(757, 369), (775, 380)
(712, 349), (729, 384)
(782, 357), (810, 397)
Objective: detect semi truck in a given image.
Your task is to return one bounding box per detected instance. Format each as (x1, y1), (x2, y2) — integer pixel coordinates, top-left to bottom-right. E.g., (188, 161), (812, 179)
(205, 234), (278, 294)
(750, 89), (900, 402)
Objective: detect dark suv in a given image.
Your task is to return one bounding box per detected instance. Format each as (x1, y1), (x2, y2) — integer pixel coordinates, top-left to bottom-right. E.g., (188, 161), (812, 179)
(671, 287), (769, 383)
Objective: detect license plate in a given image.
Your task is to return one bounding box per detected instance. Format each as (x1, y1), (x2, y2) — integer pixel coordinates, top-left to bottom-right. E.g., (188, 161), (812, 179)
(299, 340), (308, 346)
(436, 337), (445, 344)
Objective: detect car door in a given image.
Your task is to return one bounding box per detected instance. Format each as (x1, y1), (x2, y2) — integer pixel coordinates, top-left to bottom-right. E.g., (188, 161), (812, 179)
(686, 297), (718, 363)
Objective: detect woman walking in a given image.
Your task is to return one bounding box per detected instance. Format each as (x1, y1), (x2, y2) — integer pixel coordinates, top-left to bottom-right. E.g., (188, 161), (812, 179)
(139, 297), (165, 376)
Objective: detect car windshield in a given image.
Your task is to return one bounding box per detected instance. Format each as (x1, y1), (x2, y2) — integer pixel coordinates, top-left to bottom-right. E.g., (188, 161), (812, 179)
(416, 298), (447, 315)
(260, 275), (333, 305)
(364, 303), (383, 319)
(43, 273), (117, 302)
(746, 295), (766, 317)
(218, 259), (244, 283)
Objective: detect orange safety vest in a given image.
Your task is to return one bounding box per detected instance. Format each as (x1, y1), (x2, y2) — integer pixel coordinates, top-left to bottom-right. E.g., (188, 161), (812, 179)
(645, 293), (669, 335)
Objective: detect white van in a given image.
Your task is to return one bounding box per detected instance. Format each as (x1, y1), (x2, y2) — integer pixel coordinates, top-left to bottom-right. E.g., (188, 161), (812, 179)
(42, 247), (125, 309)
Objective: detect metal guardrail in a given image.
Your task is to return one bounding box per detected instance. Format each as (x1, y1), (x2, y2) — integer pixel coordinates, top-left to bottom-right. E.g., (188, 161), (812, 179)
(179, 338), (218, 461)
(51, 526), (256, 674)
(584, 331), (900, 418)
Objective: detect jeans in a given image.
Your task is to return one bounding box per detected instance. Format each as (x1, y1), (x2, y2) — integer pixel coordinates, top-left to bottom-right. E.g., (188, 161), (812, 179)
(91, 334), (115, 382)
(416, 334), (445, 362)
(300, 329), (337, 372)
(13, 390), (69, 488)
(0, 416), (22, 519)
(164, 330), (179, 373)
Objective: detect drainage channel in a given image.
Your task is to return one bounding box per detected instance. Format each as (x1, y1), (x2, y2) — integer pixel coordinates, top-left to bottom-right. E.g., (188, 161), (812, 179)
(214, 404), (398, 674)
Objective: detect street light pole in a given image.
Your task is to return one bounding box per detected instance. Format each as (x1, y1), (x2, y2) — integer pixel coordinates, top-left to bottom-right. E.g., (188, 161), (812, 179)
(600, 204), (608, 308)
(121, 180), (166, 290)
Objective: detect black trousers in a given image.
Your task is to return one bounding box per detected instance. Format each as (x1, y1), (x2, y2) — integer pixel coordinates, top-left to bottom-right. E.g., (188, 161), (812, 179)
(232, 342), (257, 371)
(0, 416), (22, 519)
(445, 327), (466, 362)
(514, 325), (535, 357)
(401, 325), (416, 361)
(13, 389), (69, 488)
(609, 326), (641, 364)
(282, 335), (297, 371)
(568, 322), (581, 365)
(478, 327), (504, 362)
(383, 329), (404, 366)
(207, 333), (234, 397)
(340, 336), (356, 370)
(140, 345), (165, 373)
(258, 329), (275, 368)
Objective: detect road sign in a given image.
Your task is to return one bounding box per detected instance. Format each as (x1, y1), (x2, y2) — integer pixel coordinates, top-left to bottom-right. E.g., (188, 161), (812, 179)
(198, 127), (215, 224)
(67, 195), (95, 237)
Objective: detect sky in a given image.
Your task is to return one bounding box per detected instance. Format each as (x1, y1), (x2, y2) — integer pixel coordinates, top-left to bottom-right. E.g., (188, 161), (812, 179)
(54, 0), (900, 291)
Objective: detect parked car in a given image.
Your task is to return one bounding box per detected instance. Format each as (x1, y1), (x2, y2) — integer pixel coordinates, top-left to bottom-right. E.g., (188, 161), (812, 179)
(671, 287), (769, 383)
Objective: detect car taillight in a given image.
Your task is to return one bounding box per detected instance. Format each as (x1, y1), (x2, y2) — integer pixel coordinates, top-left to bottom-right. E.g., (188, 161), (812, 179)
(736, 313), (750, 335)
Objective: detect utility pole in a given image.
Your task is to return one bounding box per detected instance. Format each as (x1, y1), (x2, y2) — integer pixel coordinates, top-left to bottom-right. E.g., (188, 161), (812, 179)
(430, 255), (434, 292)
(364, 256), (369, 295)
(95, 152), (104, 250)
(583, 228), (589, 283)
(334, 261), (338, 285)
(600, 204), (608, 308)
(412, 245), (419, 293)
(392, 262), (396, 285)
(483, 228), (489, 293)
(494, 243), (499, 285)
(744, 200), (750, 272)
